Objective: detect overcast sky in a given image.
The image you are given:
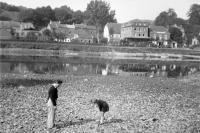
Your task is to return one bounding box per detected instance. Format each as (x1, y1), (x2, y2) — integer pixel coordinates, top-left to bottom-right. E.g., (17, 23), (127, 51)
(1, 0), (200, 23)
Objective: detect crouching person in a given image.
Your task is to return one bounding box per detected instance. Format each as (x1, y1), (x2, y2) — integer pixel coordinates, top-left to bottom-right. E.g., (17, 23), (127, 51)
(47, 80), (63, 129)
(91, 99), (109, 124)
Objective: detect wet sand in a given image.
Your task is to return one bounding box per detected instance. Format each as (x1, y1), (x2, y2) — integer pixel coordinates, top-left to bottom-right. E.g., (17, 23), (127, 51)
(0, 73), (200, 133)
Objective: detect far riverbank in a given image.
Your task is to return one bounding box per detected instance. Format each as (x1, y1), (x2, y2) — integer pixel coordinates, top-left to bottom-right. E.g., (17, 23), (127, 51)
(1, 40), (200, 60)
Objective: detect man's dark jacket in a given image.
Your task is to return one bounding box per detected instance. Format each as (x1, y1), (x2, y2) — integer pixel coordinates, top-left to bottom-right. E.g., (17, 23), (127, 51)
(47, 85), (58, 106)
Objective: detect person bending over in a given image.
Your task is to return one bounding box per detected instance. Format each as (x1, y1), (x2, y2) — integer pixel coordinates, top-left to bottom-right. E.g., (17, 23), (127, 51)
(91, 99), (109, 124)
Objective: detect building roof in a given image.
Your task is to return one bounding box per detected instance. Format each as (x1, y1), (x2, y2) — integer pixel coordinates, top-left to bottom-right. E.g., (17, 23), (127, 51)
(150, 25), (169, 33)
(20, 22), (35, 29)
(66, 24), (75, 29)
(106, 23), (121, 34)
(0, 29), (12, 39)
(75, 29), (93, 39)
(122, 19), (152, 27)
(75, 24), (96, 30)
(0, 21), (20, 29)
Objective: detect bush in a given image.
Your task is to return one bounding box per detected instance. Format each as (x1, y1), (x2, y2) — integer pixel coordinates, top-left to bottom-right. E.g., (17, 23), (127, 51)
(100, 37), (108, 44)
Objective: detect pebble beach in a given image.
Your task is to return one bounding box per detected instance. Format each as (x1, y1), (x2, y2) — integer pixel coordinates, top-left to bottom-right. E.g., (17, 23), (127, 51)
(1, 73), (200, 133)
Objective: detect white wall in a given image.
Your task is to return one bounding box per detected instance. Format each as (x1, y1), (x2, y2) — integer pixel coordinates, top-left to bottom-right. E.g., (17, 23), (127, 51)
(103, 25), (110, 41)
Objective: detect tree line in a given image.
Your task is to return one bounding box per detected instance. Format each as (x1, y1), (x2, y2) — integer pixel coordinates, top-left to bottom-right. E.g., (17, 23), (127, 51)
(1, 1), (200, 46)
(154, 4), (200, 46)
(0, 1), (117, 33)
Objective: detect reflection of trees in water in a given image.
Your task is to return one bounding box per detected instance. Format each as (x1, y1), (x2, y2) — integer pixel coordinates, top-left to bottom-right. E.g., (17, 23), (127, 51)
(3, 61), (200, 77)
(119, 64), (151, 72)
(167, 65), (182, 78)
(8, 63), (66, 74)
(117, 63), (200, 78)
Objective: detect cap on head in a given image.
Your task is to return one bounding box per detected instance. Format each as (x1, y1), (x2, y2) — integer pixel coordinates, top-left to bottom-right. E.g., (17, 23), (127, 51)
(57, 80), (63, 85)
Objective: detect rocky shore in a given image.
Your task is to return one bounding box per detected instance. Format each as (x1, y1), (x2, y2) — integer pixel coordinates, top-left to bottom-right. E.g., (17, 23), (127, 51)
(1, 73), (200, 133)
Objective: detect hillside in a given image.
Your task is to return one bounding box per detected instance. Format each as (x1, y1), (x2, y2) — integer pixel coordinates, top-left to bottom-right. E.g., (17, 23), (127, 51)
(0, 2), (23, 21)
(0, 10), (19, 21)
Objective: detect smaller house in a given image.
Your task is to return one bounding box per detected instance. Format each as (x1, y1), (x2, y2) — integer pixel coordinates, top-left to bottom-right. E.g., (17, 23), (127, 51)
(14, 22), (37, 39)
(103, 23), (121, 45)
(20, 22), (34, 30)
(0, 29), (12, 40)
(150, 25), (170, 47)
(0, 21), (20, 40)
(191, 36), (199, 46)
(47, 21), (97, 43)
(74, 29), (94, 43)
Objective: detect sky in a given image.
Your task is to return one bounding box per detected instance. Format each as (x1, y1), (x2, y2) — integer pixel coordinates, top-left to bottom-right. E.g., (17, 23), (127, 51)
(1, 0), (200, 23)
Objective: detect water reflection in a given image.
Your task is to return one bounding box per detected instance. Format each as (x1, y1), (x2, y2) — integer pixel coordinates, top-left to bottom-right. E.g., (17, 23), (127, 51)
(0, 55), (199, 78)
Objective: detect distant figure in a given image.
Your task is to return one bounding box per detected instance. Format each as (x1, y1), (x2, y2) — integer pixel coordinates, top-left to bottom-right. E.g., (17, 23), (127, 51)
(90, 99), (109, 124)
(47, 80), (63, 129)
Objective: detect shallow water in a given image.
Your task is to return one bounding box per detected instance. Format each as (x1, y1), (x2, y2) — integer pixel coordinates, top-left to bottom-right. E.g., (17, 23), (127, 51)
(0, 55), (200, 78)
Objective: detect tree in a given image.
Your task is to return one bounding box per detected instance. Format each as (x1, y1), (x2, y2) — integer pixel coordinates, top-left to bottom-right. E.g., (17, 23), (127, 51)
(174, 18), (187, 26)
(0, 2), (20, 12)
(42, 29), (51, 36)
(154, 11), (169, 27)
(183, 24), (200, 45)
(34, 6), (56, 29)
(19, 6), (56, 29)
(188, 4), (200, 25)
(71, 10), (85, 24)
(85, 0), (117, 43)
(169, 27), (183, 46)
(54, 6), (73, 24)
(154, 8), (177, 27)
(19, 9), (35, 22)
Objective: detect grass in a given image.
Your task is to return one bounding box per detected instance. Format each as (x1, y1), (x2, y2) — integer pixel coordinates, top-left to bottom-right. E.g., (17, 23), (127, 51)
(1, 40), (200, 56)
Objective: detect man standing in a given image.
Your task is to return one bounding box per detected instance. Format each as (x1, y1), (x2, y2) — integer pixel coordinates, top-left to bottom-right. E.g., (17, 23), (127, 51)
(47, 80), (63, 129)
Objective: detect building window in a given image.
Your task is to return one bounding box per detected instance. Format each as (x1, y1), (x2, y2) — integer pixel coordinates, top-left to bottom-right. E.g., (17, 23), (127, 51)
(139, 34), (140, 36)
(143, 34), (145, 36)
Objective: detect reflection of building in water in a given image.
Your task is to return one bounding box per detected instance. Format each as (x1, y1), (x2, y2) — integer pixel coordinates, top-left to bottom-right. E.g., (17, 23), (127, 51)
(1, 60), (199, 78)
(116, 64), (150, 77)
(107, 63), (200, 78)
(12, 63), (30, 74)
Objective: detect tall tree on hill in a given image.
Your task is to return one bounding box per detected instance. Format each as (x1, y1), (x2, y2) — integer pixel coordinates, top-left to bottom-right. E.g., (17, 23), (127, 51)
(34, 6), (56, 29)
(71, 10), (85, 24)
(19, 9), (35, 22)
(54, 6), (73, 24)
(154, 8), (177, 27)
(0, 2), (20, 12)
(85, 0), (117, 43)
(188, 4), (200, 25)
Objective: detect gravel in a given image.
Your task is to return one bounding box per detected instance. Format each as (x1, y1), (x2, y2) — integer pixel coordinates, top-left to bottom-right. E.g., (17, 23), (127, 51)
(1, 73), (200, 133)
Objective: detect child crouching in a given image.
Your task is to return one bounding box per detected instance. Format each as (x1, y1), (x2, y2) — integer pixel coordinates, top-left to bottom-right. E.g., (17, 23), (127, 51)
(90, 99), (109, 124)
